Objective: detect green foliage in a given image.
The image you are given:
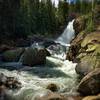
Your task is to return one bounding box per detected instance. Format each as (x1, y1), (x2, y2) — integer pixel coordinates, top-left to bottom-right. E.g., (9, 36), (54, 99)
(57, 1), (69, 25)
(86, 13), (94, 32)
(0, 0), (99, 40)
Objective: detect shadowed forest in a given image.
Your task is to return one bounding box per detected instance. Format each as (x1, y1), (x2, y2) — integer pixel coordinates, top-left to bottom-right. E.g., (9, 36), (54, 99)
(0, 0), (99, 42)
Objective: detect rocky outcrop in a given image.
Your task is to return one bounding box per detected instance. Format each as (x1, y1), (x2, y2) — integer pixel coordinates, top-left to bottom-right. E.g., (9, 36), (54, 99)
(75, 32), (100, 76)
(66, 31), (86, 61)
(78, 68), (100, 95)
(2, 48), (25, 62)
(67, 31), (100, 76)
(21, 47), (49, 66)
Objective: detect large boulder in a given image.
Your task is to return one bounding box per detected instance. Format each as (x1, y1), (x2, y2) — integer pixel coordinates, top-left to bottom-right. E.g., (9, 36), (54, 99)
(76, 54), (100, 76)
(21, 47), (48, 66)
(78, 68), (100, 95)
(75, 32), (100, 76)
(2, 48), (25, 62)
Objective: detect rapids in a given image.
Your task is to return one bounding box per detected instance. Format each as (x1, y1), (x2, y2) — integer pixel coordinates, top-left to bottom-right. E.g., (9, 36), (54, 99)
(0, 57), (78, 100)
(0, 20), (78, 100)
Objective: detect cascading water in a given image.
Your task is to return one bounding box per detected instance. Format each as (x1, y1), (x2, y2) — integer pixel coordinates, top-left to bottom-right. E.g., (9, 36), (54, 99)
(0, 20), (78, 100)
(55, 19), (75, 46)
(48, 19), (75, 60)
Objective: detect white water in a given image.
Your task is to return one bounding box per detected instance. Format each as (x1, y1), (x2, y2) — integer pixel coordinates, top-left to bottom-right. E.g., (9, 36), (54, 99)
(47, 20), (75, 60)
(0, 20), (78, 100)
(0, 57), (78, 100)
(55, 19), (75, 46)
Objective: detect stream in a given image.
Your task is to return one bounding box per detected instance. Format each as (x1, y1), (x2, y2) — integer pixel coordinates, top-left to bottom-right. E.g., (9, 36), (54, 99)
(0, 20), (79, 100)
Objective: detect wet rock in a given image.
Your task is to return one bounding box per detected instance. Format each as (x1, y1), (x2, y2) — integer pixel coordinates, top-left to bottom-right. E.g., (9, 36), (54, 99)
(35, 92), (83, 100)
(2, 48), (25, 62)
(21, 47), (48, 66)
(75, 55), (100, 76)
(0, 73), (21, 90)
(75, 32), (100, 76)
(82, 95), (100, 100)
(35, 92), (66, 100)
(66, 31), (85, 61)
(78, 68), (100, 95)
(46, 83), (59, 92)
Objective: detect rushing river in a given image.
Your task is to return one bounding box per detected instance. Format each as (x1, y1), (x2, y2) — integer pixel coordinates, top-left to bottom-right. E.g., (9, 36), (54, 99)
(0, 56), (78, 100)
(0, 20), (78, 100)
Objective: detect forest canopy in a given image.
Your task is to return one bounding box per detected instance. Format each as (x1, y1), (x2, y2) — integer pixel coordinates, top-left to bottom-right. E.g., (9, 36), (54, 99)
(0, 0), (99, 40)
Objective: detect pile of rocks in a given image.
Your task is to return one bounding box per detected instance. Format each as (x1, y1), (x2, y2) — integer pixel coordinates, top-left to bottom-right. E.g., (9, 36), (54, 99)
(0, 73), (21, 90)
(67, 13), (100, 99)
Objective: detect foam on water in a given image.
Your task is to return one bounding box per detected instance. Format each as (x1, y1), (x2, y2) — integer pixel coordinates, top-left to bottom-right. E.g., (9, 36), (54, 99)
(0, 20), (77, 100)
(0, 56), (78, 100)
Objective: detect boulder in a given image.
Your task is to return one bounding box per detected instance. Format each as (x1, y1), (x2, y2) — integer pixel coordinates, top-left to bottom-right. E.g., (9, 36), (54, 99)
(46, 83), (59, 92)
(75, 55), (100, 76)
(82, 95), (100, 100)
(78, 68), (100, 95)
(35, 92), (66, 100)
(21, 47), (48, 66)
(75, 32), (100, 76)
(2, 48), (25, 62)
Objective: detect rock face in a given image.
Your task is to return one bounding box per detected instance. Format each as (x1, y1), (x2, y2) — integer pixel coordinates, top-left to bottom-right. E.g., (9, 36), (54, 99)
(21, 47), (48, 66)
(78, 68), (100, 95)
(2, 48), (25, 62)
(67, 31), (100, 76)
(75, 32), (100, 76)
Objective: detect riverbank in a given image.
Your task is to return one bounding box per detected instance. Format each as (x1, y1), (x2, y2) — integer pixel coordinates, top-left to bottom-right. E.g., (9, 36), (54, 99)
(66, 5), (100, 99)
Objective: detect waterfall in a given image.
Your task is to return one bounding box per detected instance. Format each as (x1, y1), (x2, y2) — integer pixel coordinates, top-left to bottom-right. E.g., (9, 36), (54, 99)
(55, 19), (75, 46)
(0, 20), (78, 100)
